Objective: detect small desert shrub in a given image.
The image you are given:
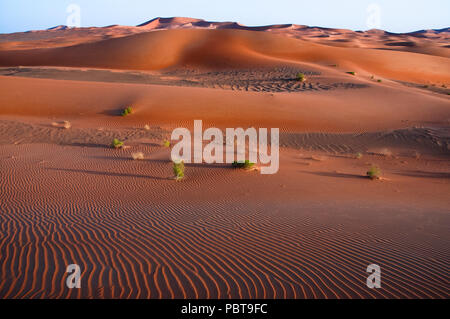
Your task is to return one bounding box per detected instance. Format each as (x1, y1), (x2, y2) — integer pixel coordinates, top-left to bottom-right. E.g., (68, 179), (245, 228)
(356, 152), (363, 159)
(111, 138), (124, 149)
(131, 152), (144, 160)
(121, 106), (133, 116)
(367, 166), (381, 180)
(232, 160), (255, 170)
(296, 73), (306, 82)
(347, 71), (356, 76)
(163, 140), (171, 148)
(173, 161), (185, 181)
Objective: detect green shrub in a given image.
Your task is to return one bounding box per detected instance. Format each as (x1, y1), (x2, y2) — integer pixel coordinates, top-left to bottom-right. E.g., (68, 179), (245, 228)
(367, 166), (381, 180)
(377, 79), (382, 83)
(347, 71), (356, 76)
(232, 160), (255, 170)
(163, 140), (171, 148)
(173, 161), (185, 181)
(121, 106), (133, 117)
(296, 73), (306, 82)
(111, 138), (124, 149)
(356, 152), (363, 159)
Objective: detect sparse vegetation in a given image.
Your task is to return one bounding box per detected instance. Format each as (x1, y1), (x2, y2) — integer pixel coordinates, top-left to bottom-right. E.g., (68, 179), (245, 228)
(356, 152), (363, 159)
(347, 71), (356, 76)
(232, 160), (255, 170)
(366, 166), (381, 180)
(377, 79), (382, 83)
(121, 106), (133, 117)
(173, 161), (185, 181)
(296, 73), (306, 82)
(131, 152), (144, 160)
(163, 140), (171, 148)
(111, 138), (124, 149)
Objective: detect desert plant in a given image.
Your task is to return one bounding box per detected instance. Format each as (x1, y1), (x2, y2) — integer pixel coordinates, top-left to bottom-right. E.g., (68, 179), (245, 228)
(131, 152), (144, 160)
(347, 71), (356, 76)
(232, 160), (255, 170)
(296, 73), (306, 82)
(366, 166), (381, 180)
(163, 140), (171, 148)
(377, 79), (382, 83)
(356, 152), (363, 159)
(173, 161), (185, 181)
(111, 138), (124, 149)
(121, 106), (133, 116)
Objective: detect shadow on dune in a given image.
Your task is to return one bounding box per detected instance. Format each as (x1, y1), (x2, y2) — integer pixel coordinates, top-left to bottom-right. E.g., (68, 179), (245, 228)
(89, 156), (169, 163)
(47, 167), (168, 180)
(304, 171), (367, 179)
(88, 156), (231, 169)
(98, 95), (139, 117)
(394, 170), (450, 179)
(185, 162), (230, 169)
(69, 142), (107, 148)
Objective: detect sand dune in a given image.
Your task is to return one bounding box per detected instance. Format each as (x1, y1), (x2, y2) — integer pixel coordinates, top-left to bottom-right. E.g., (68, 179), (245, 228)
(0, 75), (449, 133)
(1, 17), (449, 58)
(1, 28), (449, 84)
(0, 18), (449, 299)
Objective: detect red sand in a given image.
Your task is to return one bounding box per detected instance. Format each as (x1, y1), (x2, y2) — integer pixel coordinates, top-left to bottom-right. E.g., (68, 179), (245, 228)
(0, 20), (449, 299)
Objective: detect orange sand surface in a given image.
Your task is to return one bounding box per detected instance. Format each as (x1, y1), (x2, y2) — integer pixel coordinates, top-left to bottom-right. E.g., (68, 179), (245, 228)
(0, 21), (449, 298)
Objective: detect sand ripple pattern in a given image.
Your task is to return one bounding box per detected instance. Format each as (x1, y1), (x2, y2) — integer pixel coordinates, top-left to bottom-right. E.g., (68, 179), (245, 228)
(280, 127), (450, 155)
(0, 66), (368, 93)
(0, 143), (449, 299)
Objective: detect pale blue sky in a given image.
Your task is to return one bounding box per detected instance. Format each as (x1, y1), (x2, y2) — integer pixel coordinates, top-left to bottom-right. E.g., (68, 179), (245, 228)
(0, 0), (449, 34)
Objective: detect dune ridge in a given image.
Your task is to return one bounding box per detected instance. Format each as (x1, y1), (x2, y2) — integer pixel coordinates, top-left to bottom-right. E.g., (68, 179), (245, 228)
(1, 17), (449, 58)
(0, 28), (449, 85)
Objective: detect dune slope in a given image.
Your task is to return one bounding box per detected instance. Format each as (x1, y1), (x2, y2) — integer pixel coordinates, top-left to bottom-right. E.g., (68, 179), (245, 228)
(1, 29), (449, 84)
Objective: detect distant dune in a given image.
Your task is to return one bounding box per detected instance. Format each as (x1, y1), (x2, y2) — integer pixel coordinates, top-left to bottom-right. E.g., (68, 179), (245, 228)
(0, 27), (449, 84)
(1, 17), (449, 58)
